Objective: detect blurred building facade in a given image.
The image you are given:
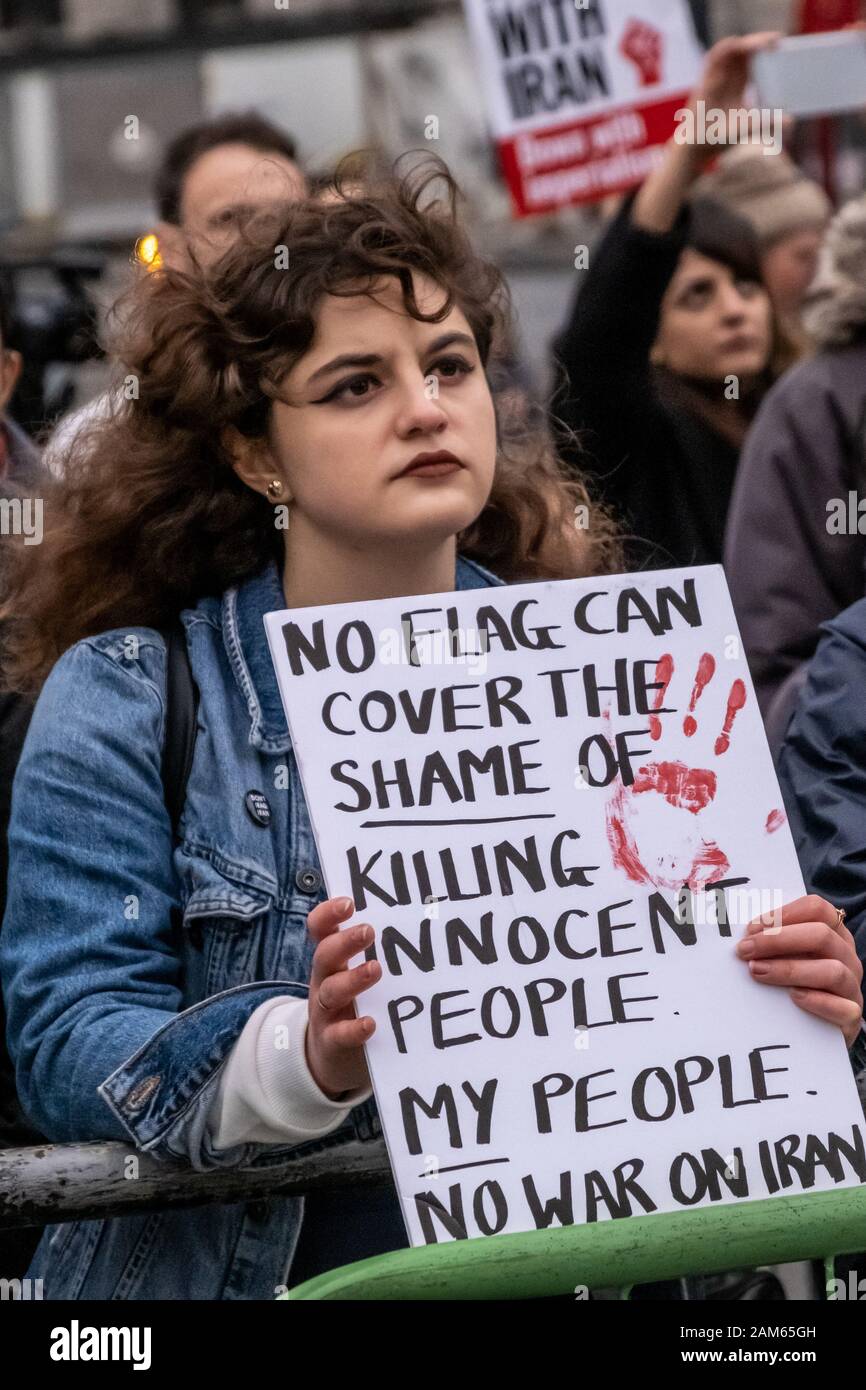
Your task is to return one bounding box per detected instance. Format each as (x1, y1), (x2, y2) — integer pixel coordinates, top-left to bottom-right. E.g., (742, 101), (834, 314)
(1, 0), (865, 411)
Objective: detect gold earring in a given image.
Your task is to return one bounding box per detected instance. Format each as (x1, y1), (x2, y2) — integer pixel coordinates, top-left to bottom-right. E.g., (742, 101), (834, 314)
(267, 479), (284, 500)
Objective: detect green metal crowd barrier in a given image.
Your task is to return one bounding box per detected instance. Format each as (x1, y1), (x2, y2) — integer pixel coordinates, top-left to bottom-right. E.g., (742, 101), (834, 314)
(283, 1185), (866, 1300)
(3, 1139), (865, 1301)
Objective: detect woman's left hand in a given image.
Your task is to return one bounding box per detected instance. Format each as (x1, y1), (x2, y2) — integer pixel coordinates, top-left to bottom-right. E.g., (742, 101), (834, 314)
(736, 895), (864, 1048)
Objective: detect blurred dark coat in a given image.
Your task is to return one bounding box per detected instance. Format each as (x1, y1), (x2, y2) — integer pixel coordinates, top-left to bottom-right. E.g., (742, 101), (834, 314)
(777, 596), (866, 960)
(725, 342), (866, 738)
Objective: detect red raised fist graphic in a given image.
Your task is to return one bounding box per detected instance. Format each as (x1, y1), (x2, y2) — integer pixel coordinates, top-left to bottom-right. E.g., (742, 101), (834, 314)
(619, 18), (664, 87)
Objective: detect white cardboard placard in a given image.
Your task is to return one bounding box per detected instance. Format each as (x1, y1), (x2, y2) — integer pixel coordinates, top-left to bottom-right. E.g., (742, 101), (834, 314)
(265, 566), (866, 1246)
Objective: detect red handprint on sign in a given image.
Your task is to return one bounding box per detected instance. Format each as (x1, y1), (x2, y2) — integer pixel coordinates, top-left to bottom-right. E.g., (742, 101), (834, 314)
(605, 654), (785, 892)
(619, 18), (664, 87)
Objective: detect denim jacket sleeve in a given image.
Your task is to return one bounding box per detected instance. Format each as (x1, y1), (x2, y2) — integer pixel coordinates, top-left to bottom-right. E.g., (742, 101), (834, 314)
(0, 632), (306, 1170)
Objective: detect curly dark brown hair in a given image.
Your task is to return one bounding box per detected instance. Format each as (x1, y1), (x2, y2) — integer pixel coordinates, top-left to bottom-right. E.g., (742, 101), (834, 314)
(1, 155), (620, 693)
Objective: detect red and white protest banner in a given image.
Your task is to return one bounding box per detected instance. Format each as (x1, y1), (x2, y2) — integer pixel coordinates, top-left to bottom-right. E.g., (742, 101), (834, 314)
(463, 0), (704, 216)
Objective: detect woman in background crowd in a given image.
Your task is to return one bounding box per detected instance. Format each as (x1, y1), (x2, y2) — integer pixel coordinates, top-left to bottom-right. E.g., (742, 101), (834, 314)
(552, 33), (797, 571)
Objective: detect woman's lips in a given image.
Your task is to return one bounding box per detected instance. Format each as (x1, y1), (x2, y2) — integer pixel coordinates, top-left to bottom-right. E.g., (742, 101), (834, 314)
(396, 451), (464, 478)
(719, 335), (761, 353)
(399, 460), (464, 478)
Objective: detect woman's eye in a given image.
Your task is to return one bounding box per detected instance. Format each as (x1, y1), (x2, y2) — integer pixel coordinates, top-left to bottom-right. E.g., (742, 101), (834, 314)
(431, 355), (473, 380)
(328, 373), (379, 403)
(318, 356), (473, 405)
(682, 285), (711, 309)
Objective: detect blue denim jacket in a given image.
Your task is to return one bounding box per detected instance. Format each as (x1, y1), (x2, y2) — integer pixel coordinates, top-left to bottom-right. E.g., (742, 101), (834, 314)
(1, 552), (504, 1300)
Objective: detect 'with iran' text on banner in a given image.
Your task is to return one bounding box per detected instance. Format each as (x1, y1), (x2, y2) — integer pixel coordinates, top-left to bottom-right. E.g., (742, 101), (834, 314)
(265, 567), (866, 1247)
(462, 0), (704, 216)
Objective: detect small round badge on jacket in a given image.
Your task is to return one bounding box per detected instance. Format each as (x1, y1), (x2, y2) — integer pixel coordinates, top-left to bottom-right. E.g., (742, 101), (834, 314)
(244, 790), (272, 827)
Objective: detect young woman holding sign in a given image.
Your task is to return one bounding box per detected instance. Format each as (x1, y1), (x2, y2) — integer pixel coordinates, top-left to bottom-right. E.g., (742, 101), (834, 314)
(1, 159), (862, 1300)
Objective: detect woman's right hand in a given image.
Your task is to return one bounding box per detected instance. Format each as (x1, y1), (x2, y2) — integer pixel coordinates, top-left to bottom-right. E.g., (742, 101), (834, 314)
(692, 32), (781, 124)
(305, 895), (381, 1100)
(633, 32), (781, 235)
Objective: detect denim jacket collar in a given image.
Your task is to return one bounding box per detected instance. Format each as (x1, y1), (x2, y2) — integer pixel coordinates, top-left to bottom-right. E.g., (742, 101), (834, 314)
(222, 552), (505, 755)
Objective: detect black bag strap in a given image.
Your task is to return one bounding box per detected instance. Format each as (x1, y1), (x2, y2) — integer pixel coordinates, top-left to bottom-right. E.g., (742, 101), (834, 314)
(159, 619), (199, 839)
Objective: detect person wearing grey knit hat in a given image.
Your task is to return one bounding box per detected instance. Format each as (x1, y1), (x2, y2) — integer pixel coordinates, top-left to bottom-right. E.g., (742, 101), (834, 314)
(695, 144), (832, 322)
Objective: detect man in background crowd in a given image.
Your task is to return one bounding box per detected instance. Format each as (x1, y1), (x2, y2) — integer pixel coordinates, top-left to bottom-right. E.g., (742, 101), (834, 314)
(152, 109), (308, 271)
(46, 109), (308, 466)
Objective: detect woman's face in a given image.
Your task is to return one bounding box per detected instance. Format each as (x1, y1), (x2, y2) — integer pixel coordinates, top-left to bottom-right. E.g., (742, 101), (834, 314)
(652, 249), (773, 384)
(262, 272), (497, 553)
(761, 228), (824, 319)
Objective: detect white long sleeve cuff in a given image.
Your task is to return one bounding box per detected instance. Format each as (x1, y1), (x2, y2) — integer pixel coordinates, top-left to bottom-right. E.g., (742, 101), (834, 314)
(207, 995), (373, 1151)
